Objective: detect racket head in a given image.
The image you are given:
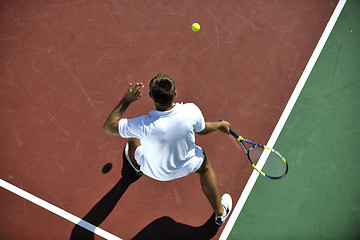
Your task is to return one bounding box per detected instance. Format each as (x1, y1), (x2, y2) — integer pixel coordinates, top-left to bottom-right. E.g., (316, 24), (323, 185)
(247, 145), (288, 179)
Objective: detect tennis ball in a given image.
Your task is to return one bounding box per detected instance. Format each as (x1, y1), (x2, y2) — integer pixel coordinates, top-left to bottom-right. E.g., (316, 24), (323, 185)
(192, 23), (200, 32)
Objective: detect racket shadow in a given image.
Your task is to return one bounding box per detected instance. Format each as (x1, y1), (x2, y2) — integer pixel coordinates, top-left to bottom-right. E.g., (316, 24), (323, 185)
(131, 213), (220, 240)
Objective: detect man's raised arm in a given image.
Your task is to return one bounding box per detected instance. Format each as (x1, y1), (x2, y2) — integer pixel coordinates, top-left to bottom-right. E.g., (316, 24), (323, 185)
(103, 83), (144, 136)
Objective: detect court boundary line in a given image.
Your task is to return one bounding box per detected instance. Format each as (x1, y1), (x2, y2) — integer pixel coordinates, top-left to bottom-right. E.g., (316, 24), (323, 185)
(0, 179), (122, 240)
(219, 0), (347, 239)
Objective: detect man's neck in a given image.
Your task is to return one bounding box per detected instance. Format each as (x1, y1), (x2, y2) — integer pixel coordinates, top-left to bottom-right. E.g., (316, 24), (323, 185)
(155, 103), (175, 111)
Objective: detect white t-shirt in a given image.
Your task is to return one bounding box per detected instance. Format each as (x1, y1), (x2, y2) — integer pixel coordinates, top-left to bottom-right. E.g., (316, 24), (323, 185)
(118, 103), (206, 181)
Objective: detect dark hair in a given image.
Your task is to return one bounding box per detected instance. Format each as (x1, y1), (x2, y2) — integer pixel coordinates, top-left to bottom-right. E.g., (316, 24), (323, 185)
(149, 73), (176, 106)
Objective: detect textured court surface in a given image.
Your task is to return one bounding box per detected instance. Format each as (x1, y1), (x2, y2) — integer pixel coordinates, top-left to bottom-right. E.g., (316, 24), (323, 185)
(0, 1), (337, 239)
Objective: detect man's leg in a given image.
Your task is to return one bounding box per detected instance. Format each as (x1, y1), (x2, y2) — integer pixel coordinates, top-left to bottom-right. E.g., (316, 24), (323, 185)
(121, 138), (142, 183)
(128, 138), (141, 170)
(196, 152), (224, 217)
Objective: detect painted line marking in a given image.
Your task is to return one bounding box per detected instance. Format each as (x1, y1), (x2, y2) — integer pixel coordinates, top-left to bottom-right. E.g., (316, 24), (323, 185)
(0, 179), (122, 240)
(219, 0), (347, 239)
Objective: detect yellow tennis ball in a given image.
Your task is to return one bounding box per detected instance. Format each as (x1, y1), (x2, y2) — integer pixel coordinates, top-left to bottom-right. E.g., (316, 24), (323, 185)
(192, 23), (200, 32)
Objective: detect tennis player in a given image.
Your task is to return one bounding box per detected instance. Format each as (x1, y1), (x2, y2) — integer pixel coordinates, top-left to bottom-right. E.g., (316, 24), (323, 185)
(103, 73), (232, 225)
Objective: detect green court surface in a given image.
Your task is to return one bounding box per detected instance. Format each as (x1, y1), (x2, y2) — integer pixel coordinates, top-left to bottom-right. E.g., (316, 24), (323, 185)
(228, 0), (360, 239)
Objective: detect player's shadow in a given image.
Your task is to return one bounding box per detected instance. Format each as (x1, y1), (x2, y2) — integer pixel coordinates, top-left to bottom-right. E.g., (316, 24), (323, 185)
(70, 156), (220, 240)
(69, 175), (220, 240)
(132, 213), (220, 240)
(69, 177), (132, 240)
(70, 151), (142, 240)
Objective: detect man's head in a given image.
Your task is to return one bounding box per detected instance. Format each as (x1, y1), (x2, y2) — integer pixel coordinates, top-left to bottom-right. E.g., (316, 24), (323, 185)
(149, 73), (176, 108)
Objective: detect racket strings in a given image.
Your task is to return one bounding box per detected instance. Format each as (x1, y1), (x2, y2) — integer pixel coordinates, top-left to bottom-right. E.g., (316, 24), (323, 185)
(247, 146), (264, 165)
(249, 146), (287, 178)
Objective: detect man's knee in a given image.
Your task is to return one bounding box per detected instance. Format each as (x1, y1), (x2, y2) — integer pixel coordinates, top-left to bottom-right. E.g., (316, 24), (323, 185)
(128, 138), (141, 149)
(128, 138), (141, 170)
(197, 151), (210, 174)
(122, 138), (143, 183)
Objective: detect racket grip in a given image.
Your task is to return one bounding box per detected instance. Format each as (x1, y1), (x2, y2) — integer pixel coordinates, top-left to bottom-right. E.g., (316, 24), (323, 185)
(219, 120), (239, 138)
(229, 127), (239, 138)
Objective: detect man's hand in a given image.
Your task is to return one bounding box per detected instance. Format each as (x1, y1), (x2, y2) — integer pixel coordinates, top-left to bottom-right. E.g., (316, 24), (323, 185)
(218, 120), (230, 134)
(123, 83), (144, 103)
(103, 82), (145, 137)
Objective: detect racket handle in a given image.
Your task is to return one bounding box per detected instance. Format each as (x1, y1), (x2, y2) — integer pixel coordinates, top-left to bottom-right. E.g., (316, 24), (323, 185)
(219, 120), (239, 138)
(229, 127), (239, 138)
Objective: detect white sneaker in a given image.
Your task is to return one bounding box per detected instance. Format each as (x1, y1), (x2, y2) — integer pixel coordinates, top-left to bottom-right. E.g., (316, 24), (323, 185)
(215, 193), (232, 225)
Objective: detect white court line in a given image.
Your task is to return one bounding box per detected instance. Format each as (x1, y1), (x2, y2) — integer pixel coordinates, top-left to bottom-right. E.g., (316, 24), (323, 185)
(0, 179), (122, 240)
(219, 0), (347, 239)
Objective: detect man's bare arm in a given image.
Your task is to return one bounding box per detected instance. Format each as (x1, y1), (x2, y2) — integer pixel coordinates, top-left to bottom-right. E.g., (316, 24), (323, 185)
(103, 83), (144, 136)
(197, 121), (230, 135)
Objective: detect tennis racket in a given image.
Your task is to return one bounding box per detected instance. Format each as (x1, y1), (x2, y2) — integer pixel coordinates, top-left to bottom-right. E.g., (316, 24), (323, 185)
(229, 127), (288, 179)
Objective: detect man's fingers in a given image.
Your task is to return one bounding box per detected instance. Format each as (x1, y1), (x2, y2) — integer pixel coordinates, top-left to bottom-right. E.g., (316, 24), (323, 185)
(129, 83), (144, 99)
(220, 120), (231, 134)
(133, 83), (144, 93)
(123, 82), (145, 102)
(126, 83), (132, 92)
